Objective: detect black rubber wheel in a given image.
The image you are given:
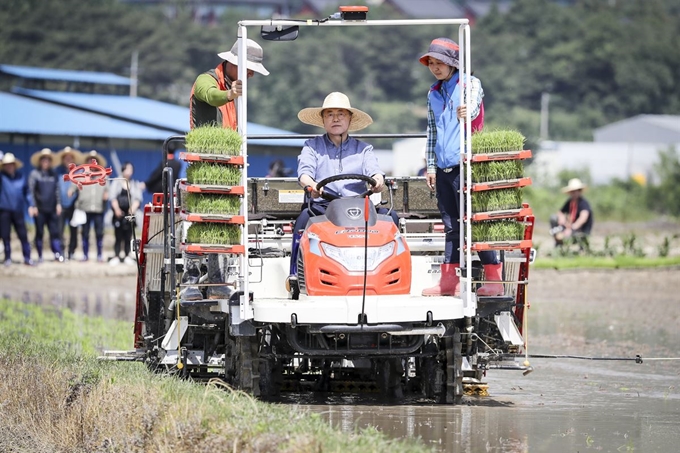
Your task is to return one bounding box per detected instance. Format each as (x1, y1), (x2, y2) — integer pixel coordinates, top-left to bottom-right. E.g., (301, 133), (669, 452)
(444, 331), (464, 404)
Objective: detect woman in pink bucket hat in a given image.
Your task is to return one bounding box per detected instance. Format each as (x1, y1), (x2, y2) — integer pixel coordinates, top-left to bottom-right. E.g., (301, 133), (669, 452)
(418, 37), (503, 298)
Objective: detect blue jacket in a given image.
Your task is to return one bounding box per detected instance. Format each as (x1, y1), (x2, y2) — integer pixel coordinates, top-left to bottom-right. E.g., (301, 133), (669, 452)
(0, 170), (34, 212)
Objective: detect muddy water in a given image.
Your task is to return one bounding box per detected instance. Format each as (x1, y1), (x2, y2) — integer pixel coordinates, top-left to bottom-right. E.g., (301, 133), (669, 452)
(4, 267), (680, 451)
(296, 360), (680, 452)
(297, 269), (680, 452)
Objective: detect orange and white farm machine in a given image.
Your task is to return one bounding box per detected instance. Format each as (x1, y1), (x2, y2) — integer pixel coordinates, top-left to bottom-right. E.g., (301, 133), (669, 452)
(104, 9), (536, 404)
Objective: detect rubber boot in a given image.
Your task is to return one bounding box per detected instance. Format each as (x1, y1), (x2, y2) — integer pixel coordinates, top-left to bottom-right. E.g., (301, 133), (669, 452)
(476, 263), (504, 296)
(206, 254), (231, 300)
(422, 263), (460, 296)
(285, 232), (302, 297)
(51, 238), (64, 262)
(35, 238), (43, 262)
(96, 238), (104, 262)
(180, 256), (203, 302)
(81, 238), (89, 261)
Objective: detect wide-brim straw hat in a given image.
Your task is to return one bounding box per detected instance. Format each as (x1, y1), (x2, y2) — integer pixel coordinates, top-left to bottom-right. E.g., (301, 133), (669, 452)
(84, 150), (107, 167)
(56, 146), (84, 166)
(419, 37), (460, 69)
(218, 38), (269, 76)
(1, 152), (24, 169)
(30, 148), (55, 167)
(298, 92), (373, 132)
(562, 178), (587, 193)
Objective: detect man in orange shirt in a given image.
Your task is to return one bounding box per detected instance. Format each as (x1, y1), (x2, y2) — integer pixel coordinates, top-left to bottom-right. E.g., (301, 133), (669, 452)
(182, 38), (269, 302)
(190, 38), (269, 129)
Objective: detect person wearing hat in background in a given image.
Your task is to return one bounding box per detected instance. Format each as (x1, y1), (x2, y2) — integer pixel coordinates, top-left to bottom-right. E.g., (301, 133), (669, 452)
(285, 91), (398, 295)
(75, 150), (109, 262)
(145, 141), (182, 196)
(109, 161), (144, 265)
(55, 146), (84, 260)
(189, 38), (269, 130)
(180, 38), (269, 303)
(0, 152), (35, 266)
(550, 178), (593, 247)
(418, 37), (503, 298)
(28, 148), (64, 263)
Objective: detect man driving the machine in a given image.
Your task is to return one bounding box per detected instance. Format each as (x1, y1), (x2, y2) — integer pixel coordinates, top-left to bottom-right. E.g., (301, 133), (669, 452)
(286, 91), (399, 294)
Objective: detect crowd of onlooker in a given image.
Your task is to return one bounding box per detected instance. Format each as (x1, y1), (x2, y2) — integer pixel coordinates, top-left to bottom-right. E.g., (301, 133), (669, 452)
(0, 147), (144, 267)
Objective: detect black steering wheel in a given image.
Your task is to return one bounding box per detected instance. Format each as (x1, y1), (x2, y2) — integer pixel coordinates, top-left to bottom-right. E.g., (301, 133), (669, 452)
(315, 173), (377, 201)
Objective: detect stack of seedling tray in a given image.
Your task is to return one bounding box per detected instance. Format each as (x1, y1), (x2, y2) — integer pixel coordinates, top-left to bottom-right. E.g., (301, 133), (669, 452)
(179, 126), (245, 254)
(465, 130), (533, 251)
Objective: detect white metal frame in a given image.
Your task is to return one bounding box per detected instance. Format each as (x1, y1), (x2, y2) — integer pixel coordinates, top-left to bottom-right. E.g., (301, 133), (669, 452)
(236, 17), (473, 321)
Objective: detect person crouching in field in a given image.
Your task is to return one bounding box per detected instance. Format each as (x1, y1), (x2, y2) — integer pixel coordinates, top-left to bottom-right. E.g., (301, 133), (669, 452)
(550, 178), (593, 247)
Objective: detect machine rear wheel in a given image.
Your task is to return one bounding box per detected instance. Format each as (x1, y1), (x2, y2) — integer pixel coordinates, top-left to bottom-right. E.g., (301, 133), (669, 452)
(224, 329), (261, 396)
(445, 332), (464, 404)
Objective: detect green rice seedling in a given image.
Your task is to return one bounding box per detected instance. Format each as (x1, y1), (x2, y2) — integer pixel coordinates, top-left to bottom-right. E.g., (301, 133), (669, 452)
(471, 188), (523, 213)
(472, 220), (525, 243)
(185, 125), (242, 155)
(186, 223), (241, 245)
(470, 160), (524, 183)
(183, 193), (241, 215)
(186, 162), (242, 185)
(471, 129), (526, 154)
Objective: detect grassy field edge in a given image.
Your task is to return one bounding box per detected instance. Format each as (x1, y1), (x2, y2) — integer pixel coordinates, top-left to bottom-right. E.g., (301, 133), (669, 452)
(533, 255), (680, 270)
(0, 299), (431, 453)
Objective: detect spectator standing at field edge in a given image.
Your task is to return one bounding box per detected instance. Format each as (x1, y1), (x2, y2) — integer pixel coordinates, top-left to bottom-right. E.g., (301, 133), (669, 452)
(55, 146), (84, 261)
(75, 150), (109, 262)
(28, 148), (64, 263)
(0, 152), (35, 266)
(109, 162), (143, 265)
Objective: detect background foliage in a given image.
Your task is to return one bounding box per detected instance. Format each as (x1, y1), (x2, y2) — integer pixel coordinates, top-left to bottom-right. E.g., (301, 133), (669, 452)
(2, 0), (679, 140)
(1, 0), (679, 218)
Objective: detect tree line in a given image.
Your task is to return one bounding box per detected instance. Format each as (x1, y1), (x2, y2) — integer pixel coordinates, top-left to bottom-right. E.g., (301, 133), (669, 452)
(1, 0), (679, 145)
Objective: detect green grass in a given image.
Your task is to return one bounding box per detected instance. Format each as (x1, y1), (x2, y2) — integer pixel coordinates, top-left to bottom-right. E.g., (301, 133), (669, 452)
(471, 220), (525, 242)
(186, 162), (242, 185)
(186, 223), (241, 245)
(471, 188), (523, 213)
(0, 298), (131, 355)
(185, 125), (242, 155)
(0, 299), (431, 452)
(471, 129), (526, 154)
(183, 193), (241, 215)
(533, 255), (680, 270)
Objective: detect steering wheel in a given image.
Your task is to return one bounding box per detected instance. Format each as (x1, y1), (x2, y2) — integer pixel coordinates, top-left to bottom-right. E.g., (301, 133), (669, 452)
(314, 173), (377, 201)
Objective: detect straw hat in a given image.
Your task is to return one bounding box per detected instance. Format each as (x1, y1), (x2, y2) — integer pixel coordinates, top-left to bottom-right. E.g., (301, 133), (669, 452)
(84, 150), (107, 167)
(419, 37), (460, 68)
(298, 92), (373, 132)
(562, 178), (587, 193)
(55, 146), (84, 165)
(30, 148), (55, 167)
(1, 152), (23, 170)
(217, 39), (269, 76)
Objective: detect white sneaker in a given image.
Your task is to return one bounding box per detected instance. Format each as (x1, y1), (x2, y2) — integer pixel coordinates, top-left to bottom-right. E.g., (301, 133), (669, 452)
(109, 258), (120, 266)
(123, 256), (136, 265)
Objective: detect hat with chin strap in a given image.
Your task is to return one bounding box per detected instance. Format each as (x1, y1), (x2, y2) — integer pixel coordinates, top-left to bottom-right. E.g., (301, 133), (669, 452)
(419, 37), (460, 69)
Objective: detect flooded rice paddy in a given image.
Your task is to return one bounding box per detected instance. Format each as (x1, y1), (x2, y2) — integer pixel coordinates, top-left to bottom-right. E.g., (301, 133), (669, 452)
(2, 264), (679, 452)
